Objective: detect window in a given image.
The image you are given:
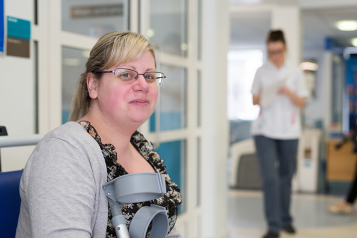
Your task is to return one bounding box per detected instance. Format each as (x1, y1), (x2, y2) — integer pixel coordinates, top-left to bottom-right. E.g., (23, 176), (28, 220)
(227, 49), (263, 121)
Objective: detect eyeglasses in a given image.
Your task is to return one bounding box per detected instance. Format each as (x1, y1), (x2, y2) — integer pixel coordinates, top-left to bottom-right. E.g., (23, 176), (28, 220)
(268, 49), (284, 56)
(100, 68), (166, 86)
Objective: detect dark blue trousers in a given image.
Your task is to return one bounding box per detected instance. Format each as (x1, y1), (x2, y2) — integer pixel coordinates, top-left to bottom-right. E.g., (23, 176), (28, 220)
(254, 135), (298, 234)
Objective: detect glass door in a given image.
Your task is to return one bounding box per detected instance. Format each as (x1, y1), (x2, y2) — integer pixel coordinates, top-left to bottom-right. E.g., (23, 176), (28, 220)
(139, 0), (203, 237)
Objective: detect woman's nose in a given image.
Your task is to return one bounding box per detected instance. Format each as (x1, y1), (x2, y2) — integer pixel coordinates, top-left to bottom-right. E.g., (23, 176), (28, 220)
(133, 75), (149, 92)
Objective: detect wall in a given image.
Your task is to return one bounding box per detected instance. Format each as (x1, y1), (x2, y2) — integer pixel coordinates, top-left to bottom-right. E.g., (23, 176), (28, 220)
(0, 0), (35, 172)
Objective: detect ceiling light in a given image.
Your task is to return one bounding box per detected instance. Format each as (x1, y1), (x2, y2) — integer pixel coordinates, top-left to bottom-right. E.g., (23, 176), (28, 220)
(352, 38), (357, 47)
(181, 43), (188, 51)
(300, 62), (318, 71)
(147, 29), (155, 38)
(336, 21), (357, 31)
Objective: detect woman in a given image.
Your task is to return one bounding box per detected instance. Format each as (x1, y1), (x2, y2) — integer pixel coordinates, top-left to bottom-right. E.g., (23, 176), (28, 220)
(251, 30), (307, 238)
(328, 165), (357, 215)
(329, 127), (357, 215)
(16, 31), (182, 238)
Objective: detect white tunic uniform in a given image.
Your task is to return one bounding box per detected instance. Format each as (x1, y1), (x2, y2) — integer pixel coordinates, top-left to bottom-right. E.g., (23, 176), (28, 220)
(251, 61), (308, 140)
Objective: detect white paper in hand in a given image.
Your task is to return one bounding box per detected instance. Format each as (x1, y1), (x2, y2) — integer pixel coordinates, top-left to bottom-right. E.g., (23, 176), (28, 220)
(260, 77), (287, 108)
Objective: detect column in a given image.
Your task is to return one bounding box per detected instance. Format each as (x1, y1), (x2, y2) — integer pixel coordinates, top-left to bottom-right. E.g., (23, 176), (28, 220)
(271, 6), (301, 66)
(201, 0), (229, 237)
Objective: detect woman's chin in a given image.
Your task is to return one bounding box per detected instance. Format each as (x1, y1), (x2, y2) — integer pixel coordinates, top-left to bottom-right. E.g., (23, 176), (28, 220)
(128, 114), (152, 125)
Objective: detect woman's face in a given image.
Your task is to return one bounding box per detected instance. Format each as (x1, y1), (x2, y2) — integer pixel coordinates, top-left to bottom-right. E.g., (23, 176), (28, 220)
(93, 51), (158, 127)
(267, 41), (286, 67)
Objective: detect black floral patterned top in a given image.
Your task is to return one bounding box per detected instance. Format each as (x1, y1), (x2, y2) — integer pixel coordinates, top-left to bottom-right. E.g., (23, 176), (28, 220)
(79, 121), (182, 238)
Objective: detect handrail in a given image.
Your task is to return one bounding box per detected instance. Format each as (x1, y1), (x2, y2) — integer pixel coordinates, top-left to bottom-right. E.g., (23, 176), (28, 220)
(0, 135), (44, 148)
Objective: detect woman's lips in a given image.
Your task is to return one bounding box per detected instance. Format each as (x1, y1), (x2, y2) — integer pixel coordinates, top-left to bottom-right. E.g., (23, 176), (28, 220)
(129, 99), (149, 106)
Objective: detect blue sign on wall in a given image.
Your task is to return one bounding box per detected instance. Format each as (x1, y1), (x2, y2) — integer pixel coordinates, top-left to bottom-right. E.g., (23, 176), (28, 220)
(0, 0), (4, 54)
(7, 16), (31, 40)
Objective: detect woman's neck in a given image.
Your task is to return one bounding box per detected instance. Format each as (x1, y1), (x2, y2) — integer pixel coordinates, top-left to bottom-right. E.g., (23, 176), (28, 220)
(79, 110), (137, 156)
(273, 60), (284, 69)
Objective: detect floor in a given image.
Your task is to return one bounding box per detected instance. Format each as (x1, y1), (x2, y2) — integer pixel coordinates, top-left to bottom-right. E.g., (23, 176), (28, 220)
(228, 190), (357, 238)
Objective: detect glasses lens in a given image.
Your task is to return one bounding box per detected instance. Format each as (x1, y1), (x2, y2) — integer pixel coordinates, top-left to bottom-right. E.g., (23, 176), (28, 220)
(156, 73), (165, 86)
(143, 72), (165, 85)
(115, 69), (137, 82)
(143, 72), (157, 84)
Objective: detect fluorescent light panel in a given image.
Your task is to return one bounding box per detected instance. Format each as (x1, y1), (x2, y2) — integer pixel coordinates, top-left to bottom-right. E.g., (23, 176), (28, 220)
(300, 62), (318, 71)
(352, 38), (357, 47)
(336, 20), (357, 31)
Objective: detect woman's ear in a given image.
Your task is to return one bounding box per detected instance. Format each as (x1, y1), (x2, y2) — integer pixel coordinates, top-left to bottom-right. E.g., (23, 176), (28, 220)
(87, 73), (98, 99)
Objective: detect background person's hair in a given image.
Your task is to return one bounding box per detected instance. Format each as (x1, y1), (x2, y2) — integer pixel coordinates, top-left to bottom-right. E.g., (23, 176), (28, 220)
(69, 31), (156, 121)
(266, 30), (286, 46)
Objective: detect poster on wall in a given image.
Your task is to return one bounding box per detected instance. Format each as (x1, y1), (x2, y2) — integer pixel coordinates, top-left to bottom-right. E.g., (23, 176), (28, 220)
(0, 0), (4, 55)
(6, 16), (31, 58)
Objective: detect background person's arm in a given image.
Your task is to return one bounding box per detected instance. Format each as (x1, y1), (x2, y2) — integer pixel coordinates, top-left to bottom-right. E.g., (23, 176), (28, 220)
(252, 95), (261, 105)
(278, 86), (305, 108)
(251, 68), (261, 106)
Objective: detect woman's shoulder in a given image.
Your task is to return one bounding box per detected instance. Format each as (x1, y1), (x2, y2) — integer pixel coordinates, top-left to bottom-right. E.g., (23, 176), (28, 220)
(284, 61), (303, 73)
(23, 121), (105, 184)
(29, 121), (102, 167)
(40, 121), (96, 147)
(255, 63), (272, 76)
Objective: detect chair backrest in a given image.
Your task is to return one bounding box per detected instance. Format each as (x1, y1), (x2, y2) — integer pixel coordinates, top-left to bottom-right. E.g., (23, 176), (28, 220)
(0, 170), (23, 238)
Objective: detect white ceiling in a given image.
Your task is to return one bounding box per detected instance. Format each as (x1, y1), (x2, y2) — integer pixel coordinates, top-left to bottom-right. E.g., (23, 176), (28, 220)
(229, 0), (297, 5)
(303, 7), (357, 49)
(230, 5), (357, 52)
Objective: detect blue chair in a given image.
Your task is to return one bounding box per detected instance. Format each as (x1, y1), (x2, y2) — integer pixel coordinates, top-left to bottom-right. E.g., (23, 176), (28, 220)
(0, 170), (23, 238)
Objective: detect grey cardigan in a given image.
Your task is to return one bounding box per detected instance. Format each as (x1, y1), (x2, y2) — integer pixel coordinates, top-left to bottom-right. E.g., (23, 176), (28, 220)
(15, 122), (181, 238)
(16, 122), (108, 238)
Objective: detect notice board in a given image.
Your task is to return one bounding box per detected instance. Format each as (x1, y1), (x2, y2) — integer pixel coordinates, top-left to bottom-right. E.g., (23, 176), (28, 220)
(6, 16), (31, 58)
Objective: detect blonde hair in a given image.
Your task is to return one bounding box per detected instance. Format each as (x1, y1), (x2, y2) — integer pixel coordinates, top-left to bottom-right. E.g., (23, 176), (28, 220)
(69, 31), (156, 121)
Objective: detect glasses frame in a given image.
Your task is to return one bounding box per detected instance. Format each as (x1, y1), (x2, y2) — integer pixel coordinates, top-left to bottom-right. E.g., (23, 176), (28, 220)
(100, 68), (166, 86)
(268, 49), (284, 56)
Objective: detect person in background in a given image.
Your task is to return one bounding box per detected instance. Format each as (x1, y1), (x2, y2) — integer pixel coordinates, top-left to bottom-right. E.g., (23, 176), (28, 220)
(328, 127), (357, 214)
(16, 31), (182, 238)
(251, 30), (308, 238)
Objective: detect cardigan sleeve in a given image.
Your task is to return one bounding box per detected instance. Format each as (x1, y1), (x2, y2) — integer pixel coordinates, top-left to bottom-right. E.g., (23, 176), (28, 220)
(19, 137), (97, 238)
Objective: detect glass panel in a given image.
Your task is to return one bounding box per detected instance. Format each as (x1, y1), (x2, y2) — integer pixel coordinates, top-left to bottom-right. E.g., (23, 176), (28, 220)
(34, 41), (39, 133)
(150, 65), (187, 131)
(62, 0), (129, 38)
(149, 0), (187, 57)
(345, 56), (357, 131)
(227, 49), (263, 144)
(34, 0), (38, 25)
(331, 55), (344, 134)
(197, 137), (201, 206)
(197, 70), (201, 127)
(62, 47), (89, 124)
(227, 49), (262, 121)
(155, 139), (186, 214)
(197, 0), (202, 60)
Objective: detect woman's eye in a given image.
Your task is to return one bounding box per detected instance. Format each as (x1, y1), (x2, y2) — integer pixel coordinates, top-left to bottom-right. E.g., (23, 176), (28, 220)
(120, 73), (130, 78)
(117, 71), (135, 81)
(144, 75), (154, 79)
(144, 73), (156, 82)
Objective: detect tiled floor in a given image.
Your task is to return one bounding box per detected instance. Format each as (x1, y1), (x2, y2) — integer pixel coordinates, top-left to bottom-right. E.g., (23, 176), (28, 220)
(228, 190), (357, 238)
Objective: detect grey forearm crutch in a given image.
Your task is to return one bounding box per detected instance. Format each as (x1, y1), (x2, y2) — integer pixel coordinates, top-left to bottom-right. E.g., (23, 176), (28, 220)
(103, 172), (169, 238)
